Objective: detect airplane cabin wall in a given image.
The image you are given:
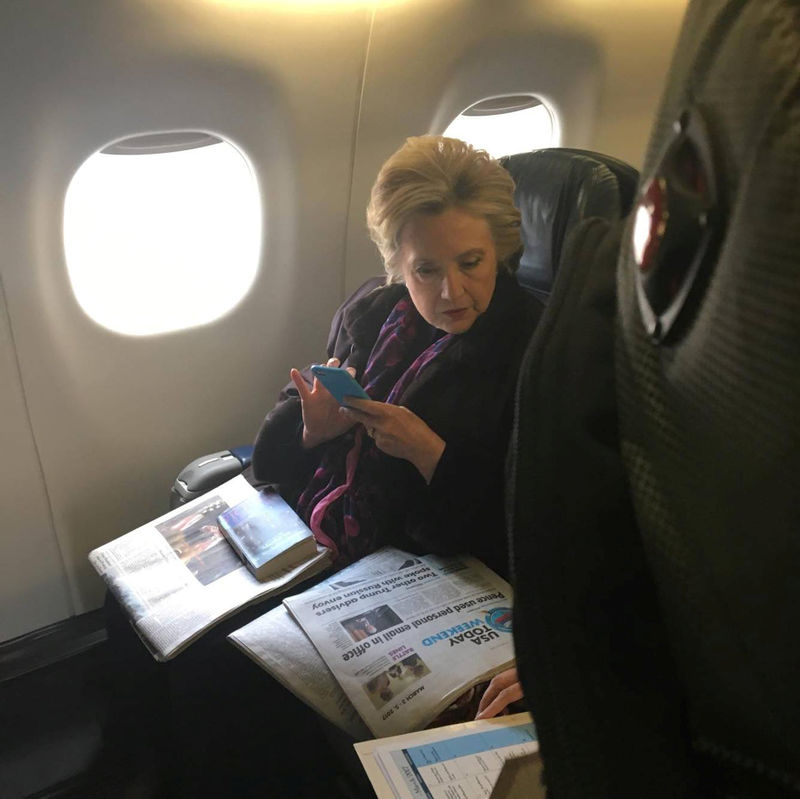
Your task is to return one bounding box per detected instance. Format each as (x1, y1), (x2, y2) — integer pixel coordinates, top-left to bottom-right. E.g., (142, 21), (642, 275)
(0, 0), (371, 641)
(0, 0), (687, 644)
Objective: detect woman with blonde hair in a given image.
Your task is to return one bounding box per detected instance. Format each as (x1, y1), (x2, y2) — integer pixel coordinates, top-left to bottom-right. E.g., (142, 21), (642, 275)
(253, 136), (542, 576)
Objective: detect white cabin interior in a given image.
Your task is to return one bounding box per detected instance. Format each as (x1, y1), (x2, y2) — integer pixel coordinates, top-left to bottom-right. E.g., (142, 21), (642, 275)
(1, 0), (688, 645)
(0, 1), (706, 797)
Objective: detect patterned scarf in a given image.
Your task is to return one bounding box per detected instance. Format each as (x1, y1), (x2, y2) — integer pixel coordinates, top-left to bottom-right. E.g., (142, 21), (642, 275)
(296, 296), (453, 567)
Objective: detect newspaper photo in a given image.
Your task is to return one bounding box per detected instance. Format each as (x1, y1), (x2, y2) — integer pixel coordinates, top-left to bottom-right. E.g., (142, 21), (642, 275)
(282, 552), (515, 737)
(88, 475), (331, 661)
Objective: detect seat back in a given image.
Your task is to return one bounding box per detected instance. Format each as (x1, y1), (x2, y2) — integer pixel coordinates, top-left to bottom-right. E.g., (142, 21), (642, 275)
(501, 148), (638, 302)
(616, 0), (800, 793)
(510, 1), (800, 796)
(508, 215), (688, 797)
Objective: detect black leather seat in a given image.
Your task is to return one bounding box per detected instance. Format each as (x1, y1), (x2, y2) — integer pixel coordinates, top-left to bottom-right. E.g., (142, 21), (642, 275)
(501, 148), (637, 302)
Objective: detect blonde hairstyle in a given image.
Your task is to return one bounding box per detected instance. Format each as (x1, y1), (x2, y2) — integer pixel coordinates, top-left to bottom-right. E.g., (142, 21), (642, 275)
(366, 136), (522, 283)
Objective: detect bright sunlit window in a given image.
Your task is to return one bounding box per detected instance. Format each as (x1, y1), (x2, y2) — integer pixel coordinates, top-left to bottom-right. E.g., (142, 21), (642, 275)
(443, 95), (557, 159)
(63, 133), (261, 336)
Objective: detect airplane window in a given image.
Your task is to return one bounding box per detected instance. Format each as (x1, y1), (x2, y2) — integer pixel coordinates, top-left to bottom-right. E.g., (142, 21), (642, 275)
(63, 133), (261, 336)
(443, 95), (557, 159)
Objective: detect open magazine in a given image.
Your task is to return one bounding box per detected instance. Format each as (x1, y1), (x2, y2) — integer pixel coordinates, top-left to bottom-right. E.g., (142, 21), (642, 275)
(230, 547), (515, 738)
(88, 475), (331, 661)
(354, 712), (540, 799)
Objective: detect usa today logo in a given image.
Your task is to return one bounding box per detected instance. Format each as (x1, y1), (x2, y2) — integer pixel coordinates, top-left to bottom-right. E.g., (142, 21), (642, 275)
(485, 607), (512, 633)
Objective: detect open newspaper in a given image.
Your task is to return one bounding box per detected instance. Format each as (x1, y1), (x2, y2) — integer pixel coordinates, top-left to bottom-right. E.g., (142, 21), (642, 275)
(230, 547), (515, 738)
(88, 475), (331, 661)
(230, 548), (420, 739)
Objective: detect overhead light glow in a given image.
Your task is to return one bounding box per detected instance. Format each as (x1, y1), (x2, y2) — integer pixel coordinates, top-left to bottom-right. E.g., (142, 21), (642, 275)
(199, 0), (407, 10)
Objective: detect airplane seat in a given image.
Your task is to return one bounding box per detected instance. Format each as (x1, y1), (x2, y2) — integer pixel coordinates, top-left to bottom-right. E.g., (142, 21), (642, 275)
(170, 149), (638, 507)
(500, 148), (638, 303)
(510, 0), (800, 796)
(552, 147), (639, 212)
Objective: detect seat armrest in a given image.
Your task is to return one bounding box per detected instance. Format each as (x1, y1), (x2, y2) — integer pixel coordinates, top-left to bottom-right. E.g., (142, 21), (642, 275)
(169, 446), (254, 508)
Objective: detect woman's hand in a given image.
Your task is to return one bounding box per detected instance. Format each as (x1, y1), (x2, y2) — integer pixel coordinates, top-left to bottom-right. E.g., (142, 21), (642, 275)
(340, 399), (445, 484)
(291, 358), (357, 449)
(475, 668), (524, 719)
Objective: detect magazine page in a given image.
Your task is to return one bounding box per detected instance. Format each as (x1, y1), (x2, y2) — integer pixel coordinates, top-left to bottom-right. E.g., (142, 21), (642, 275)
(354, 712), (538, 799)
(88, 475), (331, 661)
(283, 554), (515, 737)
(228, 547), (430, 739)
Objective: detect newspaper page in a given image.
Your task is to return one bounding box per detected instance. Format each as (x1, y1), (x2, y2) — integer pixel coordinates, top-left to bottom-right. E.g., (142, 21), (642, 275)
(354, 712), (538, 799)
(88, 475), (331, 661)
(229, 547), (432, 739)
(283, 554), (515, 737)
(229, 604), (370, 739)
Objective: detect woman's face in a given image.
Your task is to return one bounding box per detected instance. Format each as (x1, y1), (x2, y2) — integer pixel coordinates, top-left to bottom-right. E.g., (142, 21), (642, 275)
(397, 207), (498, 334)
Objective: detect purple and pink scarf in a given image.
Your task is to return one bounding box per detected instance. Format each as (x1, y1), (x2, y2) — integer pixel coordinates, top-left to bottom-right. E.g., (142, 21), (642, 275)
(296, 296), (453, 567)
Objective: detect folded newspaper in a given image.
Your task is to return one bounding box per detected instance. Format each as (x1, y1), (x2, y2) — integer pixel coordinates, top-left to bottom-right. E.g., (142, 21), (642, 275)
(229, 547), (515, 738)
(88, 475), (331, 661)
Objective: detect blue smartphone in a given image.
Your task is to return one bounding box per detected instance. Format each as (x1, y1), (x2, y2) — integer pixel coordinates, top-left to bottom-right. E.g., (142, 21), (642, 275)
(310, 365), (369, 406)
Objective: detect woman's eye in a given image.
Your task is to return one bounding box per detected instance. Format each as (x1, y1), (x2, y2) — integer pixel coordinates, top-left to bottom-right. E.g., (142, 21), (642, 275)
(415, 264), (437, 278)
(460, 257), (481, 270)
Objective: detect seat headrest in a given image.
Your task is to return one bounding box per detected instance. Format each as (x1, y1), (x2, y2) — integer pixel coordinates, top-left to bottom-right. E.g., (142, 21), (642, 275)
(500, 148), (638, 302)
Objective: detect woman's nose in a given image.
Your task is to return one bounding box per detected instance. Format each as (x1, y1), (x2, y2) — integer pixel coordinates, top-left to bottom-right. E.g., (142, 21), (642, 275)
(441, 268), (463, 301)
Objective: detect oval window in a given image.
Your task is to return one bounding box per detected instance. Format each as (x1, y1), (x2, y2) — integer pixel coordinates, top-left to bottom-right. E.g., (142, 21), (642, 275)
(63, 132), (261, 336)
(443, 95), (557, 159)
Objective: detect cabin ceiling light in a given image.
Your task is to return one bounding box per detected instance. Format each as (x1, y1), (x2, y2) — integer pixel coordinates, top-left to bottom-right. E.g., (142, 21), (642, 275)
(200, 0), (404, 9)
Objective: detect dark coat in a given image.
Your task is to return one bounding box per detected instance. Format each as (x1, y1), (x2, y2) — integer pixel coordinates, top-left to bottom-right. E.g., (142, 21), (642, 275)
(252, 273), (542, 577)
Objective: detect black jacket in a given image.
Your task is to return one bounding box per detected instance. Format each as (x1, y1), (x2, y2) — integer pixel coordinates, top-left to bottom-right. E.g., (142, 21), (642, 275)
(253, 273), (542, 576)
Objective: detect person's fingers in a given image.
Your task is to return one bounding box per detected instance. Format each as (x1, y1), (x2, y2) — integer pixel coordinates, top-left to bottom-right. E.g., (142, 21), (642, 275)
(340, 397), (382, 414)
(477, 669), (517, 713)
(321, 356), (355, 378)
(339, 400), (386, 427)
(339, 407), (369, 430)
(477, 682), (501, 714)
(290, 368), (312, 402)
(475, 683), (524, 720)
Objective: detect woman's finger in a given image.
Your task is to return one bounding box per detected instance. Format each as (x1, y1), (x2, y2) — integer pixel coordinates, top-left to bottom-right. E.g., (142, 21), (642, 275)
(338, 407), (369, 428)
(339, 401), (386, 427)
(477, 668), (519, 714)
(341, 397), (383, 415)
(290, 368), (312, 402)
(477, 681), (502, 714)
(474, 682), (524, 719)
(323, 356), (355, 378)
